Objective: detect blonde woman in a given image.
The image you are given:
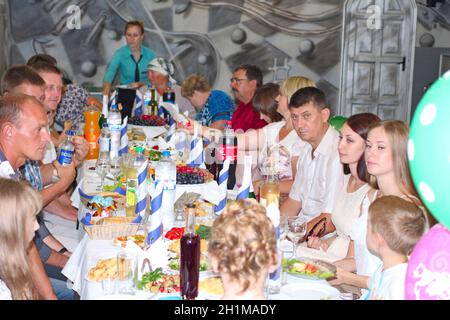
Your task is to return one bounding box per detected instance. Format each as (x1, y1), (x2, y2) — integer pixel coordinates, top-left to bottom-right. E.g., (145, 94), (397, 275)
(0, 178), (42, 300)
(183, 76), (315, 195)
(208, 199), (277, 299)
(329, 120), (432, 296)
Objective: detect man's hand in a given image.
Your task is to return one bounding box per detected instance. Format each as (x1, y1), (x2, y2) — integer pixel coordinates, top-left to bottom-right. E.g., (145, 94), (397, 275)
(53, 160), (76, 186)
(72, 136), (89, 167)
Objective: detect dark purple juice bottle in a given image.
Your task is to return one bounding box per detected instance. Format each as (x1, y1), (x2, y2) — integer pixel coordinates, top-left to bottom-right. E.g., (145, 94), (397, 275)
(180, 203), (200, 300)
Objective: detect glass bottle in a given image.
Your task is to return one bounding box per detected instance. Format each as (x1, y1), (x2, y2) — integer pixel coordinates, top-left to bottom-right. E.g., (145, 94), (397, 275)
(259, 173), (280, 208)
(205, 130), (217, 180)
(180, 203), (200, 300)
(149, 87), (159, 116)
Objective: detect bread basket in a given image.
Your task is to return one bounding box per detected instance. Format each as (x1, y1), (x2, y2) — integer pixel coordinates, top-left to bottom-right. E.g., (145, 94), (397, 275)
(83, 216), (142, 240)
(80, 192), (141, 240)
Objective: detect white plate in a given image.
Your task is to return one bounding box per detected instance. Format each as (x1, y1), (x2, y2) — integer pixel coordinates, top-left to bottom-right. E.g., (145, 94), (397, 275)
(279, 282), (340, 300)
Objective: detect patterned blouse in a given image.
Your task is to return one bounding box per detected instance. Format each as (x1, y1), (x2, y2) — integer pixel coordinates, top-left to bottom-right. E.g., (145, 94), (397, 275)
(195, 90), (234, 126)
(55, 84), (89, 129)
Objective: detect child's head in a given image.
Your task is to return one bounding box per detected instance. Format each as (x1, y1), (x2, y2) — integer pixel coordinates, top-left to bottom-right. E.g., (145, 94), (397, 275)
(367, 195), (426, 257)
(208, 199), (277, 294)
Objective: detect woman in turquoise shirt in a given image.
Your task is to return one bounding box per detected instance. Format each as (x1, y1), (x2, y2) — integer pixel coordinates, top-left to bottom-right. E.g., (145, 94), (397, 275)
(102, 20), (155, 119)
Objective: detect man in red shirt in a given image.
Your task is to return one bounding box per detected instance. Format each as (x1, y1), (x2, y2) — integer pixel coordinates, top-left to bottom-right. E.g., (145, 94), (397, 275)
(230, 64), (268, 132)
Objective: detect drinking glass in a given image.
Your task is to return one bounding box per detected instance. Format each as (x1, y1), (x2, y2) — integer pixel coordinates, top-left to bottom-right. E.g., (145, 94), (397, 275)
(279, 216), (288, 241)
(96, 154), (110, 190)
(110, 156), (121, 182)
(287, 217), (307, 258)
(117, 251), (138, 295)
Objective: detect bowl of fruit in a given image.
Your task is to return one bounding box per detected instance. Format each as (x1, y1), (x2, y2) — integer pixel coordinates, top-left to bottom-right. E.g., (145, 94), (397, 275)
(129, 115), (166, 127)
(176, 165), (214, 185)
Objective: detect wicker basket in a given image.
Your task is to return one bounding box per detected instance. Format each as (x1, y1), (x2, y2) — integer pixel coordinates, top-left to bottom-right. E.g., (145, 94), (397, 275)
(83, 216), (142, 240)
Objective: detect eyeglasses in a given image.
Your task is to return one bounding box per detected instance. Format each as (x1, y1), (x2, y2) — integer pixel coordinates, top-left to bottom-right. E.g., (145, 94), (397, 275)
(230, 77), (248, 84)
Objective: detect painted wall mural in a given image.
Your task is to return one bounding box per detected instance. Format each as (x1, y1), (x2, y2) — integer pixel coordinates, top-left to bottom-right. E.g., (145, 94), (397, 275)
(6, 0), (343, 112)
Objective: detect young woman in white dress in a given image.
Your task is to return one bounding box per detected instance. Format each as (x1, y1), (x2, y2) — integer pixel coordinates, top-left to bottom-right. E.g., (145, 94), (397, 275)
(302, 113), (381, 261)
(328, 120), (432, 296)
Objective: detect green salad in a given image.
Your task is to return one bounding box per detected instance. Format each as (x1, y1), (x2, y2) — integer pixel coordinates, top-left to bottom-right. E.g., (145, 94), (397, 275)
(136, 267), (164, 290)
(282, 258), (335, 279)
(168, 258), (208, 272)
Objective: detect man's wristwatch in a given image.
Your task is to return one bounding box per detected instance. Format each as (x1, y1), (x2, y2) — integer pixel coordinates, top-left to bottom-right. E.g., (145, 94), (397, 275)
(58, 247), (68, 254)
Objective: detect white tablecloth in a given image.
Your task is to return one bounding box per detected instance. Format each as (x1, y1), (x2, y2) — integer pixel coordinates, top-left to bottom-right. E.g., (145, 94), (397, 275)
(62, 234), (345, 300)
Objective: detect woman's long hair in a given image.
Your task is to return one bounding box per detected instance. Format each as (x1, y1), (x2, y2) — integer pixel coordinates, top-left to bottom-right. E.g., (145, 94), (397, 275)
(0, 178), (42, 300)
(343, 113), (381, 181)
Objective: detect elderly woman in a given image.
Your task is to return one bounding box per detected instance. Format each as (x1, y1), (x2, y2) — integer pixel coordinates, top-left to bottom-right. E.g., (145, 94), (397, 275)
(181, 74), (234, 130)
(140, 57), (196, 116)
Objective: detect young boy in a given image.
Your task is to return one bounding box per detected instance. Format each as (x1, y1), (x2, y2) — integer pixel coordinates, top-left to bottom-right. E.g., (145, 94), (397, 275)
(363, 195), (426, 300)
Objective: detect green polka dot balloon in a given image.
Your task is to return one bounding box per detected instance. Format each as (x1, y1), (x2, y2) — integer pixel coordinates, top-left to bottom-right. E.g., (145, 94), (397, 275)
(409, 70), (450, 229)
(329, 116), (347, 131)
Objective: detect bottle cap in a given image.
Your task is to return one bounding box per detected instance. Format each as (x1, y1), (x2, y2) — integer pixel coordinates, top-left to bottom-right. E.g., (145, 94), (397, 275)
(135, 146), (144, 154)
(162, 150), (171, 157)
(65, 130), (76, 136)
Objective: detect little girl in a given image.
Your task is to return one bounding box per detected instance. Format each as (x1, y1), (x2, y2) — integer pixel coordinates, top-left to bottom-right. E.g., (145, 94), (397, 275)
(208, 199), (277, 299)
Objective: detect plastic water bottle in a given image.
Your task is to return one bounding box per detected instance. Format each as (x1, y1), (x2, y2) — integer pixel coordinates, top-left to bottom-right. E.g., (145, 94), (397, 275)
(107, 104), (121, 160)
(98, 124), (110, 159)
(57, 130), (75, 166)
(155, 150), (176, 231)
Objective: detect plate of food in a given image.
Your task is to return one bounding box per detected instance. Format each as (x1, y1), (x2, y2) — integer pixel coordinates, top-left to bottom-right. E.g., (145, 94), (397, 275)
(198, 275), (224, 299)
(137, 267), (181, 294)
(282, 257), (336, 280)
(167, 254), (209, 273)
(86, 257), (119, 282)
(277, 282), (340, 300)
(113, 234), (146, 249)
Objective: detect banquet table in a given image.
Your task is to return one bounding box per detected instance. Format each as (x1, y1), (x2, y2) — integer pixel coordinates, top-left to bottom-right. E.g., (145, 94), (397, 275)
(65, 153), (350, 300)
(62, 234), (349, 300)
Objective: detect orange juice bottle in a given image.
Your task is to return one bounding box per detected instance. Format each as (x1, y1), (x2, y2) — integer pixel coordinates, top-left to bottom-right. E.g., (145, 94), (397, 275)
(84, 107), (101, 160)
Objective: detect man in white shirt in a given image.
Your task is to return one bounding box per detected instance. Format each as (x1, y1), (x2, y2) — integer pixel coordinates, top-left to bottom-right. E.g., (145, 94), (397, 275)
(280, 87), (344, 221)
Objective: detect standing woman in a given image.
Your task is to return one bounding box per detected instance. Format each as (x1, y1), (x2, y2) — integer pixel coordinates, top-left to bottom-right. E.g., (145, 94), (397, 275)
(102, 21), (155, 119)
(0, 178), (42, 300)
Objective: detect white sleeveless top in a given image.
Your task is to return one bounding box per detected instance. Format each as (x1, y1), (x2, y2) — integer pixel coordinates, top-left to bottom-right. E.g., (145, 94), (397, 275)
(259, 121), (305, 180)
(293, 174), (369, 263)
(327, 174), (370, 259)
(350, 190), (383, 277)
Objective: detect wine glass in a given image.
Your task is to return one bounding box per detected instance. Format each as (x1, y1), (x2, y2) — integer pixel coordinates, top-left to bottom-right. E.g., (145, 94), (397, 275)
(287, 217), (307, 258)
(110, 157), (121, 182)
(96, 154), (110, 190)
